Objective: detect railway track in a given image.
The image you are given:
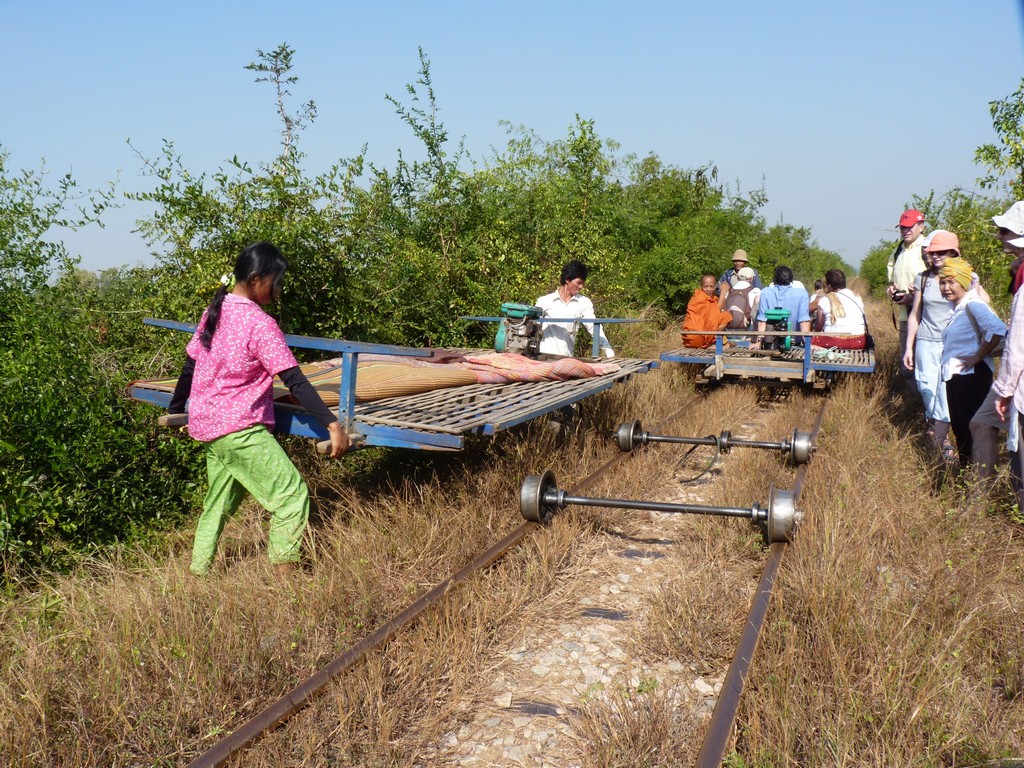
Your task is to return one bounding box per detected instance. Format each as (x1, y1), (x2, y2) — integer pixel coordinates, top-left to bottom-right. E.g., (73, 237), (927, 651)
(186, 392), (827, 767)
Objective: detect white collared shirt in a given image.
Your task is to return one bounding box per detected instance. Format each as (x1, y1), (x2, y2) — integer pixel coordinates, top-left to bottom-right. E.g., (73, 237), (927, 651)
(888, 235), (927, 321)
(535, 290), (614, 357)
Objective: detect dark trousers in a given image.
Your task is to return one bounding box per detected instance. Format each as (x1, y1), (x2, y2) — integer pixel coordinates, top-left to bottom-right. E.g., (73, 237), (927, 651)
(946, 362), (993, 467)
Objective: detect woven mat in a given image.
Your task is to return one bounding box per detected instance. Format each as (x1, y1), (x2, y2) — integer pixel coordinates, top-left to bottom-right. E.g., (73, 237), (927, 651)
(274, 362), (477, 405)
(135, 361), (478, 406)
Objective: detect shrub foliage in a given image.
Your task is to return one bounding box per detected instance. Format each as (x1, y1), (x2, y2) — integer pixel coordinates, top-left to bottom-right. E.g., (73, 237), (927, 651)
(0, 43), (921, 577)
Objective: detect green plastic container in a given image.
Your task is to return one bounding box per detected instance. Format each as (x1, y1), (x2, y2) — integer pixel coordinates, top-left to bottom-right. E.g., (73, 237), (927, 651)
(763, 308), (791, 351)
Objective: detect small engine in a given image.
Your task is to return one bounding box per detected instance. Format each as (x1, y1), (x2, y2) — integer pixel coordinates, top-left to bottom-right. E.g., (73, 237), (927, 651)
(761, 308), (792, 352)
(494, 302), (543, 357)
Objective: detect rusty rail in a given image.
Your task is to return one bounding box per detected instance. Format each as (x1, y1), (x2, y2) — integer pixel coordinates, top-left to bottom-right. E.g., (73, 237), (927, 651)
(694, 398), (826, 767)
(185, 395), (705, 767)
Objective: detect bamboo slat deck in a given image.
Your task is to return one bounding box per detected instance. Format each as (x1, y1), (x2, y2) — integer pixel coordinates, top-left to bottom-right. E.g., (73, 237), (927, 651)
(131, 359), (657, 451)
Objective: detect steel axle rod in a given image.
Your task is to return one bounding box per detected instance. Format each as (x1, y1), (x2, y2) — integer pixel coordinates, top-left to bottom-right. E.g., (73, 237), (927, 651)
(520, 470), (800, 543)
(548, 492), (764, 521)
(616, 420), (815, 465)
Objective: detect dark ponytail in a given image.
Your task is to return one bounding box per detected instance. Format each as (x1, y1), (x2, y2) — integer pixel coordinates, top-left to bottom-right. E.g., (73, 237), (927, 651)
(199, 242), (288, 349)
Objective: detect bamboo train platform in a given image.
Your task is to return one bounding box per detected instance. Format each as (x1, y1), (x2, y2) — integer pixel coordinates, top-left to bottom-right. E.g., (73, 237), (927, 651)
(662, 330), (875, 387)
(130, 319), (659, 451)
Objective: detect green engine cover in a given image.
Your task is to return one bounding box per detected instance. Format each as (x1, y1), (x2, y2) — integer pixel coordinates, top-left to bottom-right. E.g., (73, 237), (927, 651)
(499, 302), (542, 320)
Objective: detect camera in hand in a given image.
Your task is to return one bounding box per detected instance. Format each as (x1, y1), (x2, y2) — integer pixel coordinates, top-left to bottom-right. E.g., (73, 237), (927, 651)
(891, 290), (907, 302)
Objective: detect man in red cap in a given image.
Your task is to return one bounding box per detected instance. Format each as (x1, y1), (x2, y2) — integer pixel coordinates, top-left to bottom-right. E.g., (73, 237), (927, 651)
(887, 209), (927, 378)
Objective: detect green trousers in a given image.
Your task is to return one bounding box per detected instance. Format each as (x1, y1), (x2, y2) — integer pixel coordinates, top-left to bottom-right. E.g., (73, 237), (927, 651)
(191, 425), (310, 576)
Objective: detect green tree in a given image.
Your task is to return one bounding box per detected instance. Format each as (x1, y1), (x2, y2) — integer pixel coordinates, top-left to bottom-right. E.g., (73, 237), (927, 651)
(245, 43), (317, 172)
(0, 149), (112, 300)
(128, 44), (365, 342)
(975, 77), (1024, 199)
(858, 241), (895, 297)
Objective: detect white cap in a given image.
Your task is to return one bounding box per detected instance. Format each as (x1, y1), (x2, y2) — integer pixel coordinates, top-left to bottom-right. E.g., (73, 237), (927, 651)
(993, 201), (1024, 236)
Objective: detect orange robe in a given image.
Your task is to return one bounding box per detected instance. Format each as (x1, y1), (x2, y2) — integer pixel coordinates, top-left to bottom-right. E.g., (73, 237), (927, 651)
(682, 292), (733, 348)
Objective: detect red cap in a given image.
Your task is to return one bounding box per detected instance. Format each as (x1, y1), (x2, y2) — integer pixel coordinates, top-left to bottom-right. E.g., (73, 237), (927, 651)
(899, 209), (925, 227)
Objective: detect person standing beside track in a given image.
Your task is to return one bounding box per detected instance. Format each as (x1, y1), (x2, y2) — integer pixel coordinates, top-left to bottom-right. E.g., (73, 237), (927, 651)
(903, 231), (973, 463)
(888, 209), (928, 379)
(536, 260), (615, 358)
(749, 265), (811, 350)
(974, 202), (1024, 489)
(167, 242), (349, 577)
(938, 257), (1006, 470)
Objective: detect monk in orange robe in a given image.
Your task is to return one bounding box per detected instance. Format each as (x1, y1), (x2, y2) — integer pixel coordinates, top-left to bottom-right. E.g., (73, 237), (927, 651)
(682, 274), (733, 348)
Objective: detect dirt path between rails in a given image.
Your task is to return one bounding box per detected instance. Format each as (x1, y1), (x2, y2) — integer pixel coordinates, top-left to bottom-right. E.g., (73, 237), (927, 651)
(419, 403), (790, 767)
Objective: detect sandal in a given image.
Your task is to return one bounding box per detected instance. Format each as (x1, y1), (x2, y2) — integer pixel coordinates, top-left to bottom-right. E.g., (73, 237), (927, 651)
(941, 441), (958, 464)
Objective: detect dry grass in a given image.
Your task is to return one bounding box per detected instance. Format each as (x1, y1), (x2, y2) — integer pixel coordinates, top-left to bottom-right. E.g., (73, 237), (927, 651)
(7, 315), (1024, 766)
(733, 312), (1024, 765)
(0, 333), (686, 767)
(571, 684), (697, 768)
(573, 384), (823, 768)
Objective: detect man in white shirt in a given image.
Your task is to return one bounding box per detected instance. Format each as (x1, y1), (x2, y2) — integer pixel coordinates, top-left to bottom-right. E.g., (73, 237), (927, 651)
(535, 260), (615, 358)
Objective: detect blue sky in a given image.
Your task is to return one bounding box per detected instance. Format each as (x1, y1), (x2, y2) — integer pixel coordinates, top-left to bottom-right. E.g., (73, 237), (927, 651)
(4, 0), (1023, 272)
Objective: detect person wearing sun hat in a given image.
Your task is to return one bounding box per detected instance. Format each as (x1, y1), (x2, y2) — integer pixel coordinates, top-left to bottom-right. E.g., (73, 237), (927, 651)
(904, 231), (973, 462)
(938, 255), (1006, 469)
(717, 249), (762, 292)
(887, 208), (928, 378)
(993, 201), (1024, 294)
(978, 202), (1024, 499)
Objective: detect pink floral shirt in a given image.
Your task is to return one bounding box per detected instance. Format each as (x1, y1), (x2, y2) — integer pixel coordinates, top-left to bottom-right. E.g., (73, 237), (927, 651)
(185, 294), (298, 442)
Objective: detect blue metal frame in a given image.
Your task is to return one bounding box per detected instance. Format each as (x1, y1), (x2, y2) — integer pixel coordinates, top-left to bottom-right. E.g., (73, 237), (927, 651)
(662, 331), (875, 382)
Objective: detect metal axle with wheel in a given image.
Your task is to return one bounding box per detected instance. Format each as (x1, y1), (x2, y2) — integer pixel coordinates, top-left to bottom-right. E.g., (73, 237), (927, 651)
(519, 470), (800, 543)
(615, 420), (815, 466)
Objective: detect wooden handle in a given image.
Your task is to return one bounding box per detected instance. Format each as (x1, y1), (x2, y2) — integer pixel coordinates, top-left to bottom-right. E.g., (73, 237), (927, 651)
(316, 432), (361, 456)
(158, 413), (189, 427)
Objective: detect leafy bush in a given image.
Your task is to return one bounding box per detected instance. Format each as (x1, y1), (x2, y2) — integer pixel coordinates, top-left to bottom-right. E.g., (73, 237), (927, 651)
(0, 278), (204, 574)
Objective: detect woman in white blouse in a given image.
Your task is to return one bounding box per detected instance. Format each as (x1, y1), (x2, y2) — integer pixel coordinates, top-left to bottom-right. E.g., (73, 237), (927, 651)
(939, 257), (1006, 468)
(809, 269), (867, 349)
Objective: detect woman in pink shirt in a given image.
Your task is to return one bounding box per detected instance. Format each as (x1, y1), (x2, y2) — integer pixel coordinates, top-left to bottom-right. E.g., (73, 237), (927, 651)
(168, 242), (348, 576)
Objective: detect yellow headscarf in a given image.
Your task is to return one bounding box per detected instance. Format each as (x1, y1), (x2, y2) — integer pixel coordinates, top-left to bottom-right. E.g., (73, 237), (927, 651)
(939, 257), (973, 290)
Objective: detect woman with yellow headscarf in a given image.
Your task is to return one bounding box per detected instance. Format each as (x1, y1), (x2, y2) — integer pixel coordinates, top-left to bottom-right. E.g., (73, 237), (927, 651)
(939, 254), (1006, 469)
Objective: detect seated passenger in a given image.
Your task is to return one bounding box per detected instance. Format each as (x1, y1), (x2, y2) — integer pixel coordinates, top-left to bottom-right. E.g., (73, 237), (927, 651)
(810, 269), (868, 349)
(720, 266), (761, 330)
(751, 265), (811, 349)
(682, 274), (733, 348)
(717, 249), (763, 291)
